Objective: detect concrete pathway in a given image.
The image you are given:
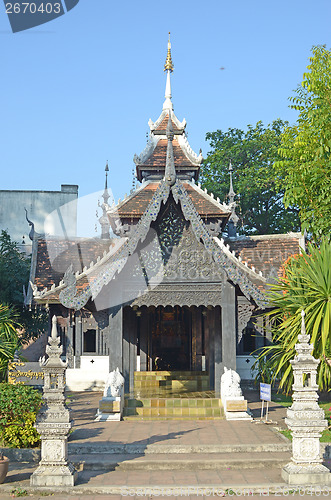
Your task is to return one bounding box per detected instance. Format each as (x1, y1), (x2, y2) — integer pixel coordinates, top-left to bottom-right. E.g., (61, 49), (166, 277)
(1, 390), (329, 498)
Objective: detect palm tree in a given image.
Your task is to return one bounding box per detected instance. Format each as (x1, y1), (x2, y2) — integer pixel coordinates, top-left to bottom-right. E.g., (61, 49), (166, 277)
(254, 237), (331, 394)
(0, 304), (20, 380)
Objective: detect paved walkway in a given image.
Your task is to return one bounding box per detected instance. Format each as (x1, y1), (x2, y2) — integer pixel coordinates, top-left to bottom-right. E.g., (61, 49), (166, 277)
(1, 391), (329, 498)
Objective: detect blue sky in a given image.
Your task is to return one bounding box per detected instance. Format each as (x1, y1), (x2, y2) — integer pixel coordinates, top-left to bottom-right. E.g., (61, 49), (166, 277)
(1, 0), (331, 208)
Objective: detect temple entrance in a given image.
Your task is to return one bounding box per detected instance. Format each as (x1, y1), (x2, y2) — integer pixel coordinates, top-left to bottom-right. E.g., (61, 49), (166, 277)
(150, 306), (191, 371)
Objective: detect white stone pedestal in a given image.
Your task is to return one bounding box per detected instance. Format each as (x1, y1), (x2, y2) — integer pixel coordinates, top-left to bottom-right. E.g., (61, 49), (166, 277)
(282, 462), (331, 486)
(95, 396), (123, 421)
(223, 396), (252, 421)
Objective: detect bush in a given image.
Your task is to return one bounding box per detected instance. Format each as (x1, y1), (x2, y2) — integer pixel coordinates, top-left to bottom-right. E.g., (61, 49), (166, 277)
(0, 383), (42, 448)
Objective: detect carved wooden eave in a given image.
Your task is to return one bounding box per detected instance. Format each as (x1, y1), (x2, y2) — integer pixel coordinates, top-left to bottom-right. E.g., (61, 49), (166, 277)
(33, 178), (268, 311)
(131, 283), (224, 308)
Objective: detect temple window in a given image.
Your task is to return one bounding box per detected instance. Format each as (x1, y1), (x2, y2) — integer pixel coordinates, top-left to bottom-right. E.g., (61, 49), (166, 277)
(83, 329), (96, 353)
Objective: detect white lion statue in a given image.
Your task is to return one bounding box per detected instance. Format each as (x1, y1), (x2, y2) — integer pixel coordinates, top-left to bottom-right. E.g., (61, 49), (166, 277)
(103, 367), (124, 398)
(221, 367), (242, 399)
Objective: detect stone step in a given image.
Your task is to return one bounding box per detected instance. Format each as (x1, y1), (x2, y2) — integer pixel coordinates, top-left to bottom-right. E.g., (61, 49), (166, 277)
(70, 451), (291, 471)
(124, 397), (223, 408)
(123, 396), (224, 418)
(133, 371), (211, 396)
(122, 415), (224, 421)
(134, 380), (210, 390)
(134, 371), (209, 379)
(123, 407), (224, 418)
(3, 442), (292, 463)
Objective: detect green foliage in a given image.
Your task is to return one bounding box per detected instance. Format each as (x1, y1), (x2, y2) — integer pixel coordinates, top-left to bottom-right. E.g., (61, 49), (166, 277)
(276, 46), (331, 242)
(0, 383), (41, 448)
(201, 120), (300, 235)
(251, 354), (273, 385)
(0, 305), (20, 380)
(253, 238), (331, 394)
(10, 488), (29, 497)
(0, 230), (47, 344)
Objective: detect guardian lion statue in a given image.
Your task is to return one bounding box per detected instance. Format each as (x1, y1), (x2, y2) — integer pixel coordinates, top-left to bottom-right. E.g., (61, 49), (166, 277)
(221, 367), (243, 399)
(103, 367), (124, 398)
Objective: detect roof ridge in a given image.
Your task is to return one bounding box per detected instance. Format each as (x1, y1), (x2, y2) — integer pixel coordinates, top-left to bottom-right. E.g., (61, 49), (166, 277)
(213, 236), (266, 281)
(133, 135), (158, 165)
(106, 180), (153, 214)
(189, 180), (231, 213)
(177, 134), (203, 165)
(148, 110), (186, 132)
(32, 238), (127, 300)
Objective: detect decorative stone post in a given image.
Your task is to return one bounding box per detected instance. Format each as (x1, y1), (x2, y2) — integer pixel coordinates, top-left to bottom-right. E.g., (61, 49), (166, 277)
(30, 316), (77, 487)
(282, 310), (331, 485)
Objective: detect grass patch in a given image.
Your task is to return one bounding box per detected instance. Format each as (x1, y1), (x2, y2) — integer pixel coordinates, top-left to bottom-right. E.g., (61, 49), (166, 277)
(280, 429), (292, 441)
(274, 394), (331, 442)
(272, 392), (292, 407)
(10, 488), (28, 497)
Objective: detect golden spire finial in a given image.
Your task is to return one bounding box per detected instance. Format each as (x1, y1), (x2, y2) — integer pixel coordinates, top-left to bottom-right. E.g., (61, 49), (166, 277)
(164, 32), (174, 72)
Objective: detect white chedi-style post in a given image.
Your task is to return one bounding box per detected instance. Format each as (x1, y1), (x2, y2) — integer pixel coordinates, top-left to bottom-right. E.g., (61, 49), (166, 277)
(282, 310), (331, 485)
(30, 316), (77, 487)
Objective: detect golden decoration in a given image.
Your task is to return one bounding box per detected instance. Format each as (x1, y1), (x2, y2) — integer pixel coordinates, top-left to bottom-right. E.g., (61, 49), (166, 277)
(164, 32), (174, 72)
(7, 361), (44, 385)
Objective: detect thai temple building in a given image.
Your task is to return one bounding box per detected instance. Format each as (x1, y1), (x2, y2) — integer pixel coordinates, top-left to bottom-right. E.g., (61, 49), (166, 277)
(28, 37), (303, 412)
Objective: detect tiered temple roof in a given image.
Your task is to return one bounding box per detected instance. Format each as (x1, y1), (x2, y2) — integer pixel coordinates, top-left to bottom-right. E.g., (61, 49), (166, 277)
(28, 36), (303, 312)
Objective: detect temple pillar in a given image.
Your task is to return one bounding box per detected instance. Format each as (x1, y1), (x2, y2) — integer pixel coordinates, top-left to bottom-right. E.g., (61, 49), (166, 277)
(122, 307), (131, 393)
(203, 308), (209, 373)
(207, 307), (215, 390)
(196, 307), (202, 371)
(129, 307), (137, 392)
(214, 306), (222, 395)
(220, 280), (236, 390)
(66, 312), (74, 368)
(74, 313), (82, 369)
(191, 307), (197, 370)
(108, 307), (123, 373)
(139, 308), (148, 371)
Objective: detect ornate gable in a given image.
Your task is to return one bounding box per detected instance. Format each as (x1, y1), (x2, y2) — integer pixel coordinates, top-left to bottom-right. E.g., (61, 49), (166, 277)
(32, 176), (267, 310)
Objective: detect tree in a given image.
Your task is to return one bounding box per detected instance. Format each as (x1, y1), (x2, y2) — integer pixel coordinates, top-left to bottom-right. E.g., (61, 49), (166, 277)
(0, 230), (47, 344)
(276, 45), (331, 242)
(253, 238), (331, 394)
(0, 304), (20, 380)
(201, 120), (300, 235)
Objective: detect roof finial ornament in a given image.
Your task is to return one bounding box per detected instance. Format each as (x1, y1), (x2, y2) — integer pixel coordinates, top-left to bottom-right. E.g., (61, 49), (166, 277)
(103, 161), (110, 205)
(164, 32), (174, 72)
(163, 32), (174, 111)
(164, 112), (176, 186)
(227, 161), (239, 238)
(99, 162), (111, 239)
(131, 167), (136, 193)
(228, 161), (236, 204)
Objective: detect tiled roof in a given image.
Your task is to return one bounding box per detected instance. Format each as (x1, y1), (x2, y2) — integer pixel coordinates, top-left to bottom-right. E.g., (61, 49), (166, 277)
(154, 115), (183, 132)
(228, 233), (304, 282)
(33, 238), (114, 293)
(110, 181), (231, 219)
(140, 138), (195, 168)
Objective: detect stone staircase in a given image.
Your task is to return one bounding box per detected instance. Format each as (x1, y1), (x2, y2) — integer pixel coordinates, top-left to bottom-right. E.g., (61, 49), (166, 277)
(123, 371), (224, 420)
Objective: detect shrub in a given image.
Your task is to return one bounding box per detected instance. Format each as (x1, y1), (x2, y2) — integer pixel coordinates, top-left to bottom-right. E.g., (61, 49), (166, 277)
(0, 383), (42, 448)
(253, 237), (331, 394)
